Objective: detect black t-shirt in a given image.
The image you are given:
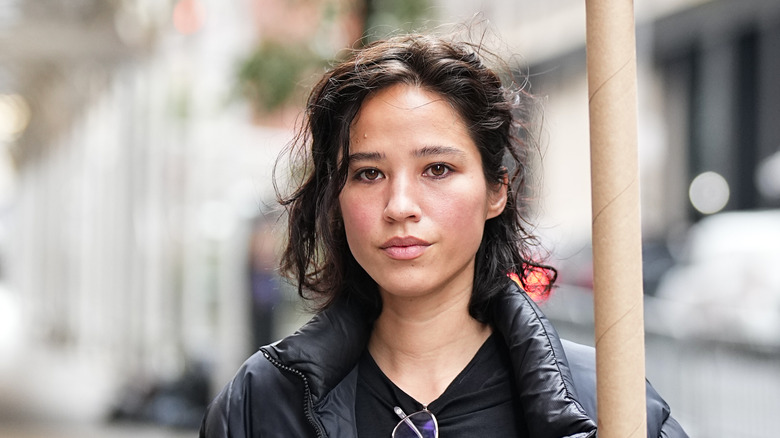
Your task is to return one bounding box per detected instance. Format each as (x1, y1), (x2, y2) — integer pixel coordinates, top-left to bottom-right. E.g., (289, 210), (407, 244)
(355, 332), (527, 437)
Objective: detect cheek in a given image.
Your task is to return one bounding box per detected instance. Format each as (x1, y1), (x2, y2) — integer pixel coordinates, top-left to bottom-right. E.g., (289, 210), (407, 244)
(424, 187), (489, 233)
(339, 193), (376, 245)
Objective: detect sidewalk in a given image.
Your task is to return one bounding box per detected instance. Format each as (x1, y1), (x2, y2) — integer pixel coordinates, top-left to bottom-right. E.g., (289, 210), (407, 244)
(0, 421), (196, 438)
(0, 345), (203, 438)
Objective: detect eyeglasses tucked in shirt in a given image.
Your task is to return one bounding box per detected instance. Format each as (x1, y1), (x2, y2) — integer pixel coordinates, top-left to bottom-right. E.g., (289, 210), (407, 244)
(392, 406), (438, 438)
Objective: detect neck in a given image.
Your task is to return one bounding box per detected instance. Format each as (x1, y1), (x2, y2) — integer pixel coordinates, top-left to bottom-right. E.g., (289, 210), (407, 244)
(368, 286), (491, 405)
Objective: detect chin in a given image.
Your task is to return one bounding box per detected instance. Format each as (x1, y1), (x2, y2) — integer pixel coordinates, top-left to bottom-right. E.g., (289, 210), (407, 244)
(376, 278), (456, 301)
(377, 284), (426, 299)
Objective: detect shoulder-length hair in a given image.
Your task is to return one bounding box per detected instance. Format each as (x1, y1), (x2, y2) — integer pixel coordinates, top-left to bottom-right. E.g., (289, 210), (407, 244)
(276, 33), (554, 322)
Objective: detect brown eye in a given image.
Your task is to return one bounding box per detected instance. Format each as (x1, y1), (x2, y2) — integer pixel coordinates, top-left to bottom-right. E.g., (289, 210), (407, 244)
(426, 164), (450, 177)
(360, 168), (382, 180)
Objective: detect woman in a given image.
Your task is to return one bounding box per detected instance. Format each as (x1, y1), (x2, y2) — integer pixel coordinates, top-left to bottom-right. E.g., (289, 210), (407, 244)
(200, 33), (687, 437)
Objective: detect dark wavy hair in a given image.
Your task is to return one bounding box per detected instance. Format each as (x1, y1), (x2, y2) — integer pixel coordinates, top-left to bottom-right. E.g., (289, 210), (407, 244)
(276, 33), (555, 322)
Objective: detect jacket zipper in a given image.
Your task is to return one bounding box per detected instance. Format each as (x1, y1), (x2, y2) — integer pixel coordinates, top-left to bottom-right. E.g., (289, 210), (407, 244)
(261, 348), (327, 438)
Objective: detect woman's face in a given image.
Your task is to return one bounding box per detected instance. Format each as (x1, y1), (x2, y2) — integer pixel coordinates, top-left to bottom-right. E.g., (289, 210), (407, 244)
(339, 84), (506, 301)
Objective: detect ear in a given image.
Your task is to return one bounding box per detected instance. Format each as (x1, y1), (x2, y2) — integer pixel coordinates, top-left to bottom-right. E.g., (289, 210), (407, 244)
(486, 172), (508, 220)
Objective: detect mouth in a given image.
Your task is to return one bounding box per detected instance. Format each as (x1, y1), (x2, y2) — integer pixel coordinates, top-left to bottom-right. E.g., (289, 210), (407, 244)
(380, 236), (431, 260)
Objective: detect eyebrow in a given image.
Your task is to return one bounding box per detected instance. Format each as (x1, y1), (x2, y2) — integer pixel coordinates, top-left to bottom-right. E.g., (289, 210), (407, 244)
(347, 151), (384, 163)
(347, 145), (465, 163)
(414, 145), (467, 158)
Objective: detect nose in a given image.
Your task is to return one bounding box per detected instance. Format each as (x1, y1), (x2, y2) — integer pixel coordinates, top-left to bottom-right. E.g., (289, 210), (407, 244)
(383, 175), (421, 222)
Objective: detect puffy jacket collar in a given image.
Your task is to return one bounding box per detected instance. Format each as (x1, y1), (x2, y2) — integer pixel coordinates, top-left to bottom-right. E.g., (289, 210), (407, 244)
(491, 281), (596, 437)
(265, 283), (597, 437)
(266, 297), (372, 402)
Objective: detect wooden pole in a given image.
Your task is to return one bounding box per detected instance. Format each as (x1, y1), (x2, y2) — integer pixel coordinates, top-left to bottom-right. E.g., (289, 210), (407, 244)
(585, 1), (647, 437)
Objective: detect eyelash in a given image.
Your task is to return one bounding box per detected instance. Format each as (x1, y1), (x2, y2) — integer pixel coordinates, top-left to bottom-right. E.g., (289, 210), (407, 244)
(353, 163), (453, 182)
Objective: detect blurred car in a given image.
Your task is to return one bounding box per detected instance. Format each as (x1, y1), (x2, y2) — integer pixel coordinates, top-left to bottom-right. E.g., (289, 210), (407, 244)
(652, 210), (780, 351)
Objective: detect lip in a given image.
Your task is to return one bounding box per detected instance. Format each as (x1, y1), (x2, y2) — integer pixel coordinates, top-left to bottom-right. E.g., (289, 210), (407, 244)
(380, 236), (431, 260)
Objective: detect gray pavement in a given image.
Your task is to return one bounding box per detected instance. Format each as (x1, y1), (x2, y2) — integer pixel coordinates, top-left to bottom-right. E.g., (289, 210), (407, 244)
(0, 422), (196, 438)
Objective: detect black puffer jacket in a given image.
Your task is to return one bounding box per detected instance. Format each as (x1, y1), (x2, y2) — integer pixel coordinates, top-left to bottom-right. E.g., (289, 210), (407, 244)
(200, 282), (687, 437)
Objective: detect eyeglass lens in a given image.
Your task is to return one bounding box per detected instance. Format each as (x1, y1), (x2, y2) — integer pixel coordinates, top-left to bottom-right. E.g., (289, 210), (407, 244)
(392, 410), (438, 438)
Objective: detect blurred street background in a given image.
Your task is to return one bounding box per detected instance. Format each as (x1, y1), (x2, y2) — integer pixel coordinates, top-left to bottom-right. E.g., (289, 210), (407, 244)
(0, 0), (779, 436)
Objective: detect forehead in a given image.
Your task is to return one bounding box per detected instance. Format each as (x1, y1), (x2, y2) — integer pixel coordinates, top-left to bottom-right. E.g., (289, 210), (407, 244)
(348, 84), (475, 154)
(353, 84), (456, 121)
